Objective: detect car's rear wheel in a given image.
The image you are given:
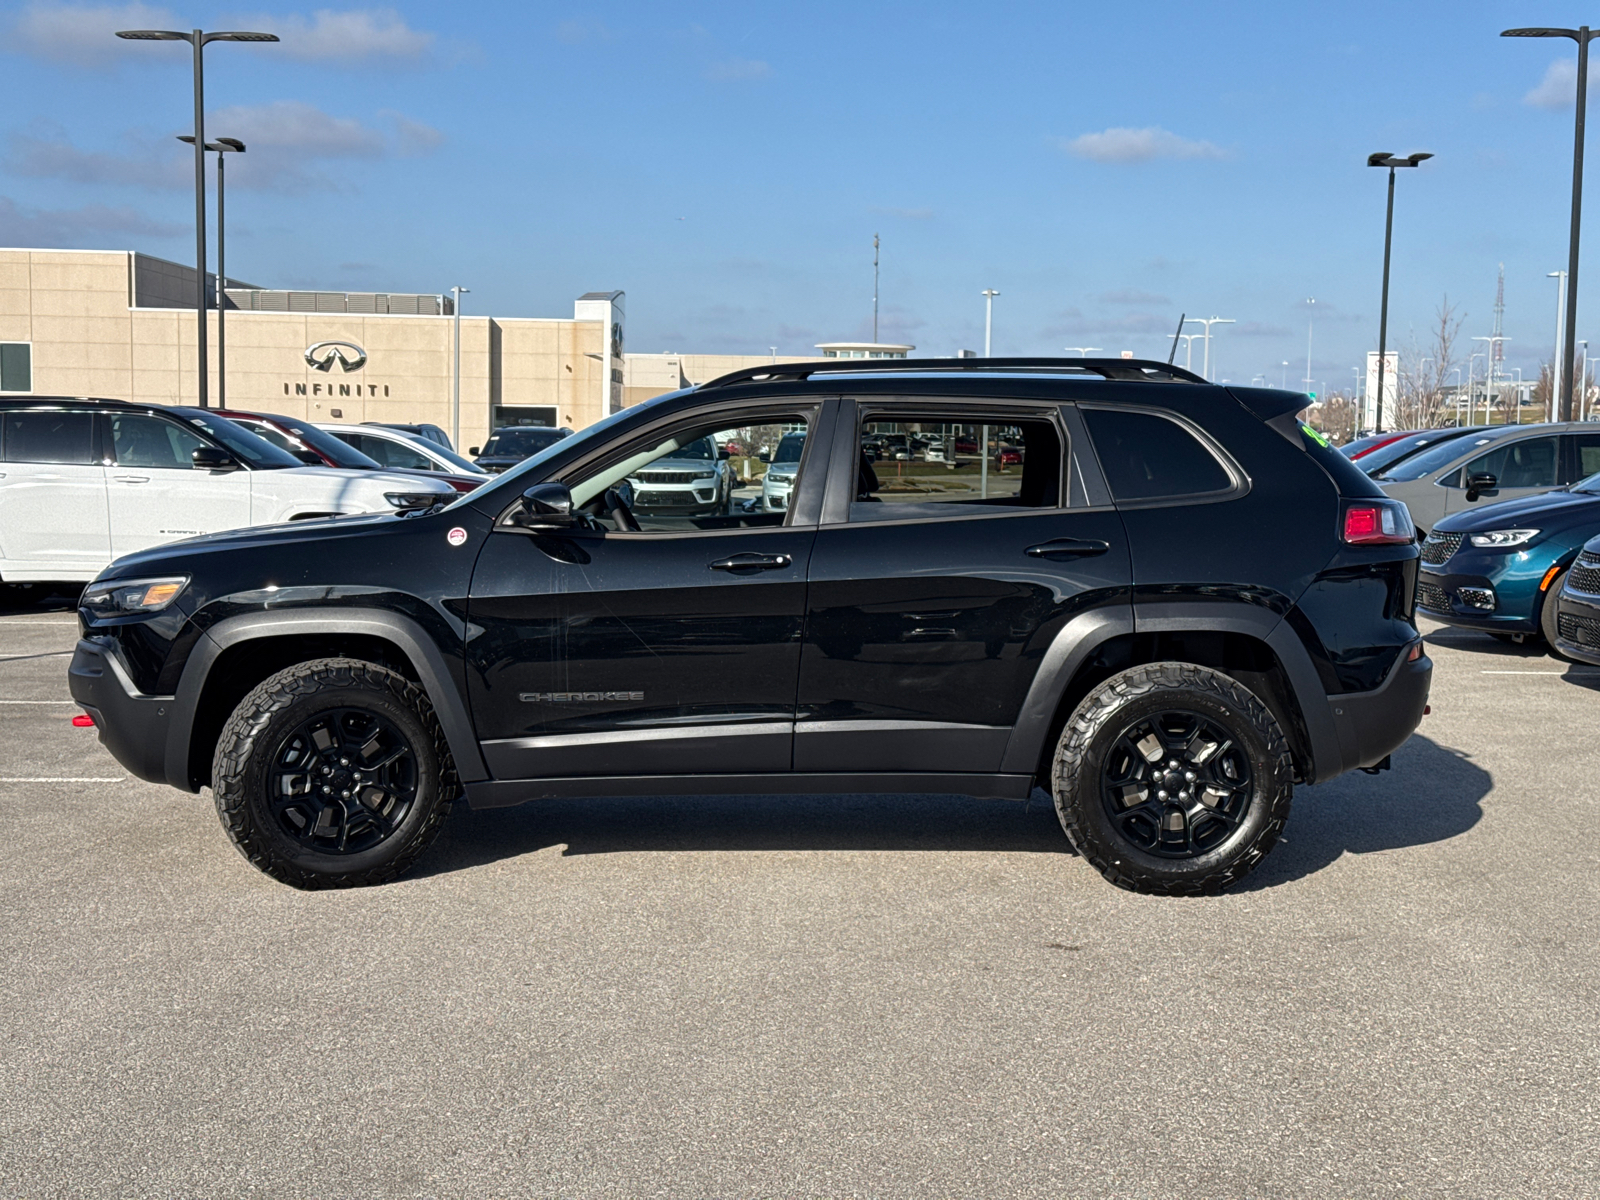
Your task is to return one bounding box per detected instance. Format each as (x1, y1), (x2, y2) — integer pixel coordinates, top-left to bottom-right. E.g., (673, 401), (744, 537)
(212, 658), (457, 889)
(1051, 662), (1293, 895)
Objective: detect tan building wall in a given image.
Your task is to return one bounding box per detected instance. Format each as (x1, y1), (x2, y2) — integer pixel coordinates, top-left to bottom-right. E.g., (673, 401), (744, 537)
(0, 248), (610, 452)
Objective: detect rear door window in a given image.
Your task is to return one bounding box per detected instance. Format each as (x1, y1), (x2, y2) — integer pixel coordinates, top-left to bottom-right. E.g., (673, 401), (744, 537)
(851, 411), (1061, 522)
(1082, 408), (1233, 502)
(1568, 433), (1600, 482)
(2, 409), (95, 464)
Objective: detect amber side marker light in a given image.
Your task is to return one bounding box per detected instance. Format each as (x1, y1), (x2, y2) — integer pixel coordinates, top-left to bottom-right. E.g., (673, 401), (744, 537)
(1540, 564), (1564, 591)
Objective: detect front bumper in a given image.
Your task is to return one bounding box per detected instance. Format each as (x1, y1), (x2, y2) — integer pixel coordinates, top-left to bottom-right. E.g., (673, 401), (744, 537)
(1325, 648), (1433, 775)
(1416, 561), (1540, 633)
(1552, 587), (1600, 665)
(67, 637), (175, 785)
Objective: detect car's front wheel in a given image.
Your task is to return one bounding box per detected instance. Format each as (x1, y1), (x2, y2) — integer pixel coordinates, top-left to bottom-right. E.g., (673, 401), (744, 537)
(212, 658), (457, 889)
(1051, 662), (1293, 895)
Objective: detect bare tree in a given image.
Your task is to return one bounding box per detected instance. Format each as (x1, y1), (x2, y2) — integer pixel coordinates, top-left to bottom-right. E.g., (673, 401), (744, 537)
(1398, 297), (1463, 428)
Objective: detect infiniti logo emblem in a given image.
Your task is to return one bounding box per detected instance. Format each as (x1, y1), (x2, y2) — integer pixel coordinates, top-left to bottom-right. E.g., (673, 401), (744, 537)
(304, 341), (368, 373)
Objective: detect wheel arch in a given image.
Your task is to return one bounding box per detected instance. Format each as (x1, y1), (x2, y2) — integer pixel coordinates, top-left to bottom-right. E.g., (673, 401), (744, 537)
(168, 608), (485, 792)
(1001, 603), (1341, 788)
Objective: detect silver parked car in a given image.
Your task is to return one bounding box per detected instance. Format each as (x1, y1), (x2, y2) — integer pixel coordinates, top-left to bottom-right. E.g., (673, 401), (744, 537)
(761, 431), (807, 512)
(1374, 422), (1600, 534)
(626, 433), (734, 517)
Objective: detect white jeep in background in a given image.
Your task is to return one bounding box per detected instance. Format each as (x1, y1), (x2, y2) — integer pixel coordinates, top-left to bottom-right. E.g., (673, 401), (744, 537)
(0, 399), (455, 582)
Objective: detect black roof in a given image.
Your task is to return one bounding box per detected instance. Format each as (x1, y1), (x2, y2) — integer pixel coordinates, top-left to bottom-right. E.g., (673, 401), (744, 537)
(700, 356), (1206, 390)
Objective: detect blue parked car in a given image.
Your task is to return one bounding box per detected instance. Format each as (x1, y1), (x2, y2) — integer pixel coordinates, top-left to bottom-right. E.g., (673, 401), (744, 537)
(1416, 470), (1600, 644)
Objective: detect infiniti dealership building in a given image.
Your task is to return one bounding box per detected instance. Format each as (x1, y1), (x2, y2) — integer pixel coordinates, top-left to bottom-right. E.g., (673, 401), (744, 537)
(0, 248), (914, 448)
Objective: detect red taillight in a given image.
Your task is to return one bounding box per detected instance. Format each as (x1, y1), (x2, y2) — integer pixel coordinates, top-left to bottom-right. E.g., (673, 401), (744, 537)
(1342, 501), (1414, 545)
(71, 713), (95, 727)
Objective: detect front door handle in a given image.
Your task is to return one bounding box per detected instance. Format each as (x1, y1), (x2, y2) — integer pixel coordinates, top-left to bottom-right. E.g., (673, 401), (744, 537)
(710, 552), (793, 571)
(113, 474), (150, 484)
(1026, 538), (1110, 559)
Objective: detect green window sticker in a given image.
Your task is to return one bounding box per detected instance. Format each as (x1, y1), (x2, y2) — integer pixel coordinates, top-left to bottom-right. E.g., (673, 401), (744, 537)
(1300, 423), (1332, 449)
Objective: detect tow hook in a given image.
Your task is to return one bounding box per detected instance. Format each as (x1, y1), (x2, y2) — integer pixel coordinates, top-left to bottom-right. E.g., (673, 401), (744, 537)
(1360, 755), (1392, 776)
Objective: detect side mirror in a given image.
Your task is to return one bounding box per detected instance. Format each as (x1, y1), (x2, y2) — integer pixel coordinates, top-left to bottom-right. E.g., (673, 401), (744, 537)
(718, 447), (730, 459)
(758, 452), (771, 463)
(1465, 471), (1498, 501)
(510, 481), (576, 529)
(292, 450), (323, 466)
(469, 447), (480, 456)
(192, 446), (239, 472)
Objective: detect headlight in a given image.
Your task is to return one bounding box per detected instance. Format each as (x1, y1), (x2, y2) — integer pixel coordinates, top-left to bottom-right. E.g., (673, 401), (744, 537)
(385, 491), (446, 509)
(692, 469), (717, 480)
(82, 575), (189, 615)
(1468, 529), (1539, 548)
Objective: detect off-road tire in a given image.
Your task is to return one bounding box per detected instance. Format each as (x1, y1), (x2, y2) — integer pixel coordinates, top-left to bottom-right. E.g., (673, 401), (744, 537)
(1051, 662), (1293, 895)
(1539, 567), (1569, 658)
(212, 658), (458, 889)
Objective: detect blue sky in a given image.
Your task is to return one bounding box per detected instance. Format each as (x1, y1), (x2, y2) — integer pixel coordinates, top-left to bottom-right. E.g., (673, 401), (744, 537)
(6, 1), (1600, 391)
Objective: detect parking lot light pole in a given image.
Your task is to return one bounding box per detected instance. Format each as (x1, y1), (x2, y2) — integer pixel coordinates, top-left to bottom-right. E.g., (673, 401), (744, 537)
(982, 290), (999, 356)
(116, 28), (278, 407)
(1504, 26), (1600, 420)
(179, 135), (244, 407)
(1185, 316), (1234, 381)
(451, 286), (469, 449)
(1064, 347), (1102, 357)
(1367, 152), (1433, 433)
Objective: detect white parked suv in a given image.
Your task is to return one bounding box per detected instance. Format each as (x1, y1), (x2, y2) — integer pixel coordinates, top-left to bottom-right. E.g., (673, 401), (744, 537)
(0, 399), (454, 582)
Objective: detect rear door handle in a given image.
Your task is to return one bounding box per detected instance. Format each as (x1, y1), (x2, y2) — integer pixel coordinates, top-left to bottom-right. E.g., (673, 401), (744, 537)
(113, 474), (150, 484)
(710, 552), (793, 571)
(1026, 538), (1110, 559)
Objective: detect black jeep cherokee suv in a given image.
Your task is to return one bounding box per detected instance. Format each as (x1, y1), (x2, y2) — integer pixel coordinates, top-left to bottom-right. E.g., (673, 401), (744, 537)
(68, 358), (1431, 894)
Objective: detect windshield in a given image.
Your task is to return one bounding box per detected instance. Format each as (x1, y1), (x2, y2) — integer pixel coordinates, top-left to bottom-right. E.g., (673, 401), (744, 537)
(1572, 471), (1600, 495)
(177, 410), (302, 470)
(1358, 429), (1470, 477)
(772, 432), (806, 464)
(1375, 431), (1503, 482)
(482, 427), (567, 457)
(663, 436), (717, 461)
(256, 415), (381, 469)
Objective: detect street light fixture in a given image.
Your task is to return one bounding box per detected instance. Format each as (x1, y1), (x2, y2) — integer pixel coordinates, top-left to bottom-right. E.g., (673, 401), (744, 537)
(116, 28), (278, 407)
(1064, 347), (1102, 357)
(1184, 316), (1234, 381)
(1367, 151), (1433, 434)
(451, 286), (470, 449)
(1503, 25), (1600, 419)
(1168, 332), (1203, 370)
(981, 290), (999, 356)
(178, 135), (244, 407)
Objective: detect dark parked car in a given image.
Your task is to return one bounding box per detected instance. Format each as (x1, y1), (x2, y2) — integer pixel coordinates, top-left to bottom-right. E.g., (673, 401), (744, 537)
(364, 422), (453, 451)
(1551, 533), (1600, 661)
(69, 357), (1429, 896)
(471, 425), (572, 473)
(1354, 426), (1476, 478)
(1415, 471), (1600, 644)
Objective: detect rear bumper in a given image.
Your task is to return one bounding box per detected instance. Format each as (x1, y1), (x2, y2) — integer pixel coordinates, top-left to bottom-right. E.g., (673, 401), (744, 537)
(1324, 648), (1432, 775)
(67, 637), (175, 785)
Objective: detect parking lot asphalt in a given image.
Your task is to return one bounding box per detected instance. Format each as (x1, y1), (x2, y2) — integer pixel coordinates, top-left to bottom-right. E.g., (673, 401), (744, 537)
(1, 586), (1597, 1199)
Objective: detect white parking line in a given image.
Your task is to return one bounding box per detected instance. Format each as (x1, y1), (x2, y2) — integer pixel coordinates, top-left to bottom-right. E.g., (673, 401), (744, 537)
(0, 700), (75, 704)
(1481, 669), (1600, 675)
(0, 620), (78, 625)
(0, 777), (124, 783)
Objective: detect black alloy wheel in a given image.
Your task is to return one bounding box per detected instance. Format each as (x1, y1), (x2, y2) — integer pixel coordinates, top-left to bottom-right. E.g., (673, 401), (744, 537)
(268, 706), (418, 855)
(212, 658), (457, 889)
(1098, 710), (1253, 858)
(1051, 662), (1293, 895)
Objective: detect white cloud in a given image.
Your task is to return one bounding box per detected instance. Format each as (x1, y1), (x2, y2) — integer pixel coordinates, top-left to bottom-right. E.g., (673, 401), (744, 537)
(705, 58), (770, 81)
(5, 4), (437, 67)
(1523, 57), (1600, 109)
(0, 194), (183, 245)
(233, 7), (435, 62)
(8, 1), (180, 66)
(1058, 126), (1228, 164)
(7, 101), (442, 193)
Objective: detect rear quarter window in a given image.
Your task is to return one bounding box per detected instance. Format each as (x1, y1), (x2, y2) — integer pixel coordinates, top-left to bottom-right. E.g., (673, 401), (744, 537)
(1082, 408), (1232, 502)
(1, 409), (95, 464)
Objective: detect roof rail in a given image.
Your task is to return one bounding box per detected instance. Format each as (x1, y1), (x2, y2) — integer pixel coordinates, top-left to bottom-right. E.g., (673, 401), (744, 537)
(699, 356), (1208, 390)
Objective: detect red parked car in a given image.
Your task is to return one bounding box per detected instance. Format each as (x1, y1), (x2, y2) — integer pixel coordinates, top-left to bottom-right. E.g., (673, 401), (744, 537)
(216, 410), (485, 493)
(995, 445), (1024, 468)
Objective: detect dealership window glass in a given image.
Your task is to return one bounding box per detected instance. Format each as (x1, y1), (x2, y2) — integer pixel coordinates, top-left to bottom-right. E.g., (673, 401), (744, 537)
(2, 409), (92, 464)
(569, 414), (810, 532)
(852, 413), (1060, 522)
(1082, 408), (1231, 502)
(111, 413), (208, 469)
(1452, 436), (1558, 490)
(0, 344), (30, 393)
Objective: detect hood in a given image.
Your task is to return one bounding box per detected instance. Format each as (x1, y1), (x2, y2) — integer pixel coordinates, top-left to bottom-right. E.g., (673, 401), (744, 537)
(95, 509), (400, 581)
(277, 465), (454, 493)
(1434, 487), (1600, 533)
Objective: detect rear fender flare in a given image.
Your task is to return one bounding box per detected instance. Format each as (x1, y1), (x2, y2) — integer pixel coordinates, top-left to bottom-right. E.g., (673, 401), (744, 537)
(167, 607), (485, 789)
